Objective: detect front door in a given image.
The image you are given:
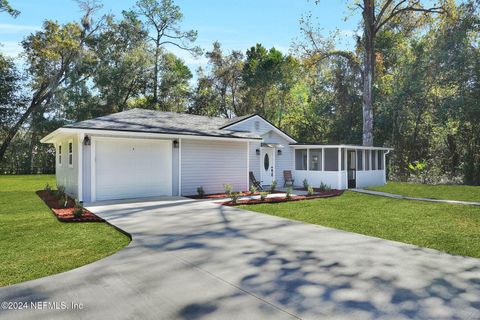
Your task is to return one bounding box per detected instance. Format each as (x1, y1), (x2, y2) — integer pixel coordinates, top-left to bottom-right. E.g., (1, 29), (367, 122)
(261, 148), (275, 186)
(347, 150), (356, 188)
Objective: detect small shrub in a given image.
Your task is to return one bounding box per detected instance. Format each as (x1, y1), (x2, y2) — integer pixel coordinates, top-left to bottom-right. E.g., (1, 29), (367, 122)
(260, 192), (268, 201)
(44, 183), (53, 195)
(286, 187), (292, 199)
(249, 185), (257, 194)
(319, 182), (331, 192)
(230, 192), (240, 204)
(303, 178), (309, 190)
(307, 186), (314, 196)
(56, 185), (66, 199)
(224, 184), (233, 196)
(197, 186), (205, 198)
(269, 180), (277, 193)
(73, 200), (83, 218)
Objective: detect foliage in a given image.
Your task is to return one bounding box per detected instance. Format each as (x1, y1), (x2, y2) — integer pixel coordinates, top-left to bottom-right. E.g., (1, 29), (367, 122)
(44, 183), (53, 195)
(260, 192), (268, 201)
(285, 187), (292, 199)
(319, 182), (331, 192)
(303, 178), (309, 190)
(0, 0), (19, 17)
(238, 191), (480, 258)
(230, 191), (240, 204)
(73, 199), (83, 218)
(269, 180), (277, 193)
(249, 185), (257, 194)
(196, 186), (205, 198)
(223, 184), (233, 197)
(0, 175), (129, 286)
(307, 186), (314, 196)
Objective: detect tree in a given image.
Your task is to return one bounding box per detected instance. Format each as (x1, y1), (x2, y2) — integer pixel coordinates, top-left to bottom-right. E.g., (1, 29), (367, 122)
(357, 0), (446, 146)
(157, 52), (192, 112)
(0, 0), (19, 17)
(92, 11), (151, 113)
(0, 3), (100, 163)
(134, 0), (200, 105)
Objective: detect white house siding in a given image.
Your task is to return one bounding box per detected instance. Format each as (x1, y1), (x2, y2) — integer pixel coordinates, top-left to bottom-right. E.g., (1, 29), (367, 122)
(356, 170), (385, 188)
(294, 170), (341, 189)
(180, 139), (248, 195)
(226, 116), (295, 187)
(55, 134), (79, 199)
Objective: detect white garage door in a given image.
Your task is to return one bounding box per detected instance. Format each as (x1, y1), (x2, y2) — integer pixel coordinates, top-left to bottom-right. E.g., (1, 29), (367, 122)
(94, 138), (172, 201)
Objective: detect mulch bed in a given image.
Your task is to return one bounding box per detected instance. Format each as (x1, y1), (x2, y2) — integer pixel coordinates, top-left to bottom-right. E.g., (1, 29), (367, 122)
(36, 190), (104, 222)
(186, 190), (284, 199)
(219, 189), (344, 206)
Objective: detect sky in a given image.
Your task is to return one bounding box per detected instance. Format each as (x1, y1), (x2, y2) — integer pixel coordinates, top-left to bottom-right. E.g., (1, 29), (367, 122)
(0, 0), (361, 72)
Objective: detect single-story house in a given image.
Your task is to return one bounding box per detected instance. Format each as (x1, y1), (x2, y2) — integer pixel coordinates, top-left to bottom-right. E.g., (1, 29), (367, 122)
(41, 109), (392, 202)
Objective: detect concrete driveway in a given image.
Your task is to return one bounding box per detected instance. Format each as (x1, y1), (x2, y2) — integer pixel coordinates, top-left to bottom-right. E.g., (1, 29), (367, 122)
(1, 197), (480, 320)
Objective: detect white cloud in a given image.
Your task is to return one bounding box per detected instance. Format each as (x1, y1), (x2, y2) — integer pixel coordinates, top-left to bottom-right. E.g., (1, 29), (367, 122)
(0, 41), (23, 57)
(0, 23), (40, 34)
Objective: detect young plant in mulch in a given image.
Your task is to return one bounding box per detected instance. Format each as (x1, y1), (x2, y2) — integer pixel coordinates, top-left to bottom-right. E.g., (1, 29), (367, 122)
(44, 183), (54, 196)
(224, 184), (233, 197)
(249, 185), (257, 195)
(260, 192), (268, 201)
(269, 180), (277, 193)
(197, 186), (205, 198)
(303, 178), (309, 190)
(286, 187), (293, 200)
(319, 182), (331, 193)
(230, 192), (240, 204)
(73, 200), (84, 218)
(307, 186), (314, 196)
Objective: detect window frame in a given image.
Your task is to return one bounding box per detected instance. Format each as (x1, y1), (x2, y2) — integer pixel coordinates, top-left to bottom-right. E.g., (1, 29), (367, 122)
(309, 149), (322, 171)
(68, 140), (73, 168)
(58, 144), (62, 166)
(295, 149), (308, 171)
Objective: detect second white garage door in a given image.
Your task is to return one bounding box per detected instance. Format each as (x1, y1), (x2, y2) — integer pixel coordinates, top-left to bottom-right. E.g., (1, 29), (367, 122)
(94, 138), (172, 201)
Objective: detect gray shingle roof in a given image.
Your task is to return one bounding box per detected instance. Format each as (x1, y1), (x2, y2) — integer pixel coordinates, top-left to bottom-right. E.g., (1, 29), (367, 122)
(65, 109), (261, 140)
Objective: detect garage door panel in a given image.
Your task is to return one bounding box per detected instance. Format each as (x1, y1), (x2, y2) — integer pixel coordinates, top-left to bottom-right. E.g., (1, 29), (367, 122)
(95, 138), (172, 201)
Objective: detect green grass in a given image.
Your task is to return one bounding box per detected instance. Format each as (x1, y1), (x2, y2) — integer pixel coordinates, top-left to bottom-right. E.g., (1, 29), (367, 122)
(0, 175), (130, 287)
(238, 191), (480, 258)
(368, 181), (480, 202)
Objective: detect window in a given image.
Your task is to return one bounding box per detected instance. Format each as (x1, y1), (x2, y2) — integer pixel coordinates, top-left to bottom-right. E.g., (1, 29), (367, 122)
(324, 148), (338, 171)
(357, 150), (363, 171)
(309, 149), (322, 171)
(58, 144), (62, 166)
(378, 150), (383, 170)
(264, 153), (270, 171)
(365, 150), (370, 170)
(341, 148), (345, 170)
(68, 141), (73, 167)
(295, 149), (308, 170)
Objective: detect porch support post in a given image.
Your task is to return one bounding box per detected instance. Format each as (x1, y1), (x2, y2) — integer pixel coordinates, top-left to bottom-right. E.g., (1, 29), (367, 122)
(321, 148), (325, 171)
(178, 138), (182, 196)
(246, 141), (250, 191)
(337, 147), (341, 189)
(344, 148), (348, 188)
(77, 133), (84, 202)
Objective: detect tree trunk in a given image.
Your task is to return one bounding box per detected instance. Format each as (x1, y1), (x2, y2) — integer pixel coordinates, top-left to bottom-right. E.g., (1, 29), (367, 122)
(0, 101), (39, 163)
(362, 0), (375, 146)
(153, 37), (160, 105)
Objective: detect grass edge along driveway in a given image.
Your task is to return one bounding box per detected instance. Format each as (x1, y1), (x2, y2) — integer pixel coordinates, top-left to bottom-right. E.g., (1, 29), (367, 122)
(239, 191), (480, 259)
(0, 175), (130, 287)
(368, 181), (480, 203)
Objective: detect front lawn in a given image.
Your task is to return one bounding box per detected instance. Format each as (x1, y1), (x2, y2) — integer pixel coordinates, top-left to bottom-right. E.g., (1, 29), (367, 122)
(0, 175), (130, 287)
(238, 191), (480, 258)
(368, 181), (480, 202)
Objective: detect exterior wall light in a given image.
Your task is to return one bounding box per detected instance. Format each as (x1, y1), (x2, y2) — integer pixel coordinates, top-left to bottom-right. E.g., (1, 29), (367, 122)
(83, 135), (91, 146)
(256, 149), (260, 155)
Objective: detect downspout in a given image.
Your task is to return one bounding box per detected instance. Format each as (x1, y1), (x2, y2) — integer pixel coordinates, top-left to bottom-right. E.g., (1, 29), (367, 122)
(384, 149), (391, 184)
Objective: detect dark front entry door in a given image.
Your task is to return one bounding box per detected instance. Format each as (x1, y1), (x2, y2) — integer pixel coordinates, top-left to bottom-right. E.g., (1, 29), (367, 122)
(347, 150), (356, 188)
